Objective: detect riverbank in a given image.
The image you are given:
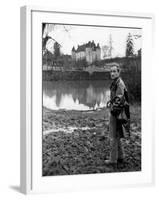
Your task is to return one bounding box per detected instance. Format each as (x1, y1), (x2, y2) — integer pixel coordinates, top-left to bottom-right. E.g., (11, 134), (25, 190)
(42, 105), (141, 176)
(43, 70), (141, 82)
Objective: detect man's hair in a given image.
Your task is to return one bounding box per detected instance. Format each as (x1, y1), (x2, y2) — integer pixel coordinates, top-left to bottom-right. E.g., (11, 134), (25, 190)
(110, 62), (121, 73)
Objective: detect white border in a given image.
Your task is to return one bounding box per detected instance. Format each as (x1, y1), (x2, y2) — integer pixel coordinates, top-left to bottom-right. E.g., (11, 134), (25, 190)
(20, 6), (154, 194)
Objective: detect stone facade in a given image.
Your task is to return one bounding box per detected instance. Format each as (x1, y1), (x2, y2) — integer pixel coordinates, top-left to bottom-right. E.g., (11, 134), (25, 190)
(72, 41), (101, 64)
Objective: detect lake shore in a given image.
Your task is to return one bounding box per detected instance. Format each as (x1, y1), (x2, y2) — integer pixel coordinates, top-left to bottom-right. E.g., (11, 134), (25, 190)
(42, 105), (141, 176)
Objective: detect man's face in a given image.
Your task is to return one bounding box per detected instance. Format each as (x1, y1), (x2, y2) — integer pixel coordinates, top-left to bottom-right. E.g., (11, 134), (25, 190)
(110, 66), (120, 80)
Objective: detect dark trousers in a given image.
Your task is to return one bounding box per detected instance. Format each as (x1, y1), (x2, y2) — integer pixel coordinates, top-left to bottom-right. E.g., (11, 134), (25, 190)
(109, 114), (124, 162)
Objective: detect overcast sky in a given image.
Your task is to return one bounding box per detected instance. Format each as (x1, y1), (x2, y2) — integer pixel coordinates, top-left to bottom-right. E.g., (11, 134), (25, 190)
(46, 24), (142, 58)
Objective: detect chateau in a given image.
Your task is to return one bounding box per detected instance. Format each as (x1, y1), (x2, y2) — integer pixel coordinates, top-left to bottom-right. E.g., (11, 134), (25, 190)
(71, 41), (101, 64)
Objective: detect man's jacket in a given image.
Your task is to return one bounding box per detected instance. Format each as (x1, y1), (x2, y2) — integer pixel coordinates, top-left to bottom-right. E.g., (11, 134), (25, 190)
(109, 77), (130, 137)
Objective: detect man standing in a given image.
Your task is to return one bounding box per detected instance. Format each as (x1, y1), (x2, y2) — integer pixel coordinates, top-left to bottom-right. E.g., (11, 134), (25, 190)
(105, 63), (130, 166)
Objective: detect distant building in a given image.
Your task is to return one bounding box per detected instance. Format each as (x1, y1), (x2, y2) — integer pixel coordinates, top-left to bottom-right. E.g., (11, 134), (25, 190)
(71, 41), (101, 64)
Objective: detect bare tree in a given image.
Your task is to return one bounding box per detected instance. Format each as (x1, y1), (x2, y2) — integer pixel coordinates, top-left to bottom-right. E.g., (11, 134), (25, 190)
(42, 24), (72, 54)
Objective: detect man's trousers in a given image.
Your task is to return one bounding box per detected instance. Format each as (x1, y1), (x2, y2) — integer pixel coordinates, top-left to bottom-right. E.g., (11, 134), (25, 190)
(109, 114), (124, 162)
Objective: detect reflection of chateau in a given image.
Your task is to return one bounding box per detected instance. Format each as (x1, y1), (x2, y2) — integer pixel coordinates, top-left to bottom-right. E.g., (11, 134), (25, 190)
(72, 41), (101, 64)
(43, 81), (110, 110)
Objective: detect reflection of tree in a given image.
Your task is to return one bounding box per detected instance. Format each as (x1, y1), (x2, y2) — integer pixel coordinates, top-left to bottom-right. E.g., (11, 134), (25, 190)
(86, 85), (98, 108)
(43, 80), (110, 109)
(55, 90), (63, 107)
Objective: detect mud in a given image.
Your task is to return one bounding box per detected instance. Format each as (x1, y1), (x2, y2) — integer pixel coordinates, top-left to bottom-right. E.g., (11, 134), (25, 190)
(42, 106), (141, 176)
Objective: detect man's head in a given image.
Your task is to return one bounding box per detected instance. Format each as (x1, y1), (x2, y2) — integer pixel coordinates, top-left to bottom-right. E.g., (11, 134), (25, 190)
(110, 63), (120, 80)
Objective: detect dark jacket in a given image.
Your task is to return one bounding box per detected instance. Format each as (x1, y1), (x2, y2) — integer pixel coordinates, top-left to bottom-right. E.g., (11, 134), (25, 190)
(109, 77), (129, 138)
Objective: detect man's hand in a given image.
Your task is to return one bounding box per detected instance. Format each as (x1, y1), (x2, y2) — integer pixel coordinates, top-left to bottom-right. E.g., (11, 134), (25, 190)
(107, 100), (111, 108)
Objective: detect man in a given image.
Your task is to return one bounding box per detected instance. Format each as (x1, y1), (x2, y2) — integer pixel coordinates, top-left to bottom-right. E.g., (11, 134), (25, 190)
(105, 63), (130, 165)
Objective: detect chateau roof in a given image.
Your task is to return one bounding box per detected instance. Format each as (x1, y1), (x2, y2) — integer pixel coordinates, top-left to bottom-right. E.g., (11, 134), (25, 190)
(72, 41), (100, 52)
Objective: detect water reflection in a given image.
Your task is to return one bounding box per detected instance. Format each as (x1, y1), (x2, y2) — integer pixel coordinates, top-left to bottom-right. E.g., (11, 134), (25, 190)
(43, 80), (111, 110)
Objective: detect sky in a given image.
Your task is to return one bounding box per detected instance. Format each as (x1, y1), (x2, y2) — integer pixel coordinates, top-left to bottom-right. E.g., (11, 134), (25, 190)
(45, 24), (142, 58)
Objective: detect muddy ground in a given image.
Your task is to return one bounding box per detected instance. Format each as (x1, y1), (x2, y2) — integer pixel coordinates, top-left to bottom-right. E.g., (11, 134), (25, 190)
(42, 105), (141, 176)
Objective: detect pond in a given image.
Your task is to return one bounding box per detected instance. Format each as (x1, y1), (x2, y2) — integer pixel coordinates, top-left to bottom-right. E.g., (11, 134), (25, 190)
(43, 80), (111, 110)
